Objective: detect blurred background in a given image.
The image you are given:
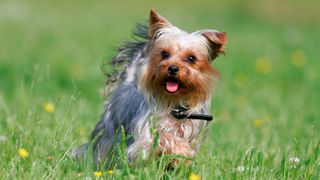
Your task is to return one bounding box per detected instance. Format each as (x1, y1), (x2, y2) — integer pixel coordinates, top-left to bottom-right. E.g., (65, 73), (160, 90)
(0, 0), (319, 177)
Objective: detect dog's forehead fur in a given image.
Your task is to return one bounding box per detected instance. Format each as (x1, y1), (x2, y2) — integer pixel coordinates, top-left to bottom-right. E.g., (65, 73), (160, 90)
(153, 27), (210, 57)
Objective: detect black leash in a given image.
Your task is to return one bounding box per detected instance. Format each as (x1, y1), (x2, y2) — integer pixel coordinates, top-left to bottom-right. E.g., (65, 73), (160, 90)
(170, 107), (213, 121)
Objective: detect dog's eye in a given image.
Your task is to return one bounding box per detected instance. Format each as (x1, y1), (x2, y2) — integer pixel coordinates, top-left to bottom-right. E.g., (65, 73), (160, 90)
(187, 55), (196, 63)
(161, 51), (170, 60)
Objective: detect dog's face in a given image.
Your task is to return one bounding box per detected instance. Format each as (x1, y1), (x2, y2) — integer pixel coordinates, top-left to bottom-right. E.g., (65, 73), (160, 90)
(140, 10), (227, 108)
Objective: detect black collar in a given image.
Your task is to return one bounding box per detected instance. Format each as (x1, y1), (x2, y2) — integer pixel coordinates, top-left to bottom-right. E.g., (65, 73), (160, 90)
(170, 106), (213, 121)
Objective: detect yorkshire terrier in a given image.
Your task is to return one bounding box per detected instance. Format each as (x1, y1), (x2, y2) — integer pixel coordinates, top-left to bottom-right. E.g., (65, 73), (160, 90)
(75, 9), (227, 168)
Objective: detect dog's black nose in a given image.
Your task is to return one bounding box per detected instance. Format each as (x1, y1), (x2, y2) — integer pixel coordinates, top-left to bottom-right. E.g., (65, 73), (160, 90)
(167, 65), (180, 75)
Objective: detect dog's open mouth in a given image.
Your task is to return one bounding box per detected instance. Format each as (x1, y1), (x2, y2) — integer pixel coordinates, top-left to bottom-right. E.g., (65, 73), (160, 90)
(165, 77), (182, 93)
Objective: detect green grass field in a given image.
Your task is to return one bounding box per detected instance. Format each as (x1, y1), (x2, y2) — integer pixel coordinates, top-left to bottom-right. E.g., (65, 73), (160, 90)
(1, 0), (320, 179)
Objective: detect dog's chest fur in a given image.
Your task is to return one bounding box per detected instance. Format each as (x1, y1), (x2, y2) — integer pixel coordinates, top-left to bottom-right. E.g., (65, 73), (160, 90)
(127, 105), (209, 161)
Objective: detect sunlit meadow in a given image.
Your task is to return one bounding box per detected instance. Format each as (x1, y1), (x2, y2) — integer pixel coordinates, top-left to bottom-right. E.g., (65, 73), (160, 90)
(0, 0), (319, 179)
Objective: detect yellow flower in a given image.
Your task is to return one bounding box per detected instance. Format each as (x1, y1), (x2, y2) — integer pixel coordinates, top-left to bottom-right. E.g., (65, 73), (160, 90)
(253, 118), (263, 128)
(107, 170), (113, 175)
(70, 64), (85, 79)
(220, 111), (230, 122)
(236, 97), (248, 107)
(18, 148), (29, 158)
(262, 114), (271, 122)
(290, 50), (306, 67)
(94, 171), (103, 177)
(76, 127), (86, 135)
(234, 73), (248, 87)
(43, 102), (55, 113)
(255, 57), (272, 74)
(189, 173), (201, 180)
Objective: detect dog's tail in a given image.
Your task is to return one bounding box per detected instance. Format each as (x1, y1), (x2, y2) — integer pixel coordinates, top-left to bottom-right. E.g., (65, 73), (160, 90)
(102, 23), (149, 90)
(73, 24), (149, 165)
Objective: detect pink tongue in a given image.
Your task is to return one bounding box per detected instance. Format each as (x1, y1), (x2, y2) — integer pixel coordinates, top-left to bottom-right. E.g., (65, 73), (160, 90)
(166, 81), (179, 93)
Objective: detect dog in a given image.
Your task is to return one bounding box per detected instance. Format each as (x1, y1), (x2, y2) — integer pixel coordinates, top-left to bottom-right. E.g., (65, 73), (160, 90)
(75, 9), (227, 168)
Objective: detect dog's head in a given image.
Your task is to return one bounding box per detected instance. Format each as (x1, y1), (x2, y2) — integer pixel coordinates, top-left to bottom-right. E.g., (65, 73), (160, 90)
(140, 9), (227, 108)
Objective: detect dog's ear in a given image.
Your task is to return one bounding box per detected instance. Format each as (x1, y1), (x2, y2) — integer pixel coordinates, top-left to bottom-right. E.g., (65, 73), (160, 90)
(201, 31), (227, 60)
(149, 9), (172, 39)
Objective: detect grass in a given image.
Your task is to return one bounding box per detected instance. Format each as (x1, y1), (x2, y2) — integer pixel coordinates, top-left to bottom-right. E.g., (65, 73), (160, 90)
(0, 0), (320, 179)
